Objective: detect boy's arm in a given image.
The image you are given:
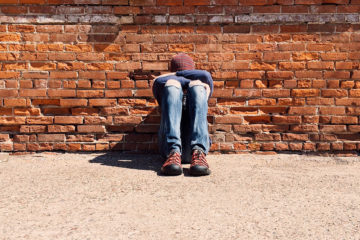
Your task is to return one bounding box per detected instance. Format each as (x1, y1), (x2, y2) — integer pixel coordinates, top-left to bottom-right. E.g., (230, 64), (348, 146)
(152, 74), (188, 105)
(175, 70), (214, 97)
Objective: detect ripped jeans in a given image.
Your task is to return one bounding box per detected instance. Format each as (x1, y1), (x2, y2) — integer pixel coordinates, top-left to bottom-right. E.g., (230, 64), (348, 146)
(158, 80), (210, 163)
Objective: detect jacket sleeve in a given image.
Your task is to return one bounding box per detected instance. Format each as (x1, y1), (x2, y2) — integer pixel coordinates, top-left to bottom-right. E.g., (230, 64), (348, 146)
(152, 74), (188, 105)
(175, 70), (214, 97)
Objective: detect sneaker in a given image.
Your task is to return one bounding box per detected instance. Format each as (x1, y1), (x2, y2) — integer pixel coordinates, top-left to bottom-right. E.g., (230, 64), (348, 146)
(161, 151), (182, 176)
(190, 149), (211, 176)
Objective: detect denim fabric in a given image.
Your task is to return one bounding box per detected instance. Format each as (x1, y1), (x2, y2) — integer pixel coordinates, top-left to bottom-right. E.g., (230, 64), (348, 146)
(176, 70), (214, 96)
(152, 70), (213, 105)
(158, 84), (210, 163)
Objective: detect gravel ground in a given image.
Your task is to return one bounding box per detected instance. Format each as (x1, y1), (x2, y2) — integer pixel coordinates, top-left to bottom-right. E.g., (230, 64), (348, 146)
(0, 152), (360, 240)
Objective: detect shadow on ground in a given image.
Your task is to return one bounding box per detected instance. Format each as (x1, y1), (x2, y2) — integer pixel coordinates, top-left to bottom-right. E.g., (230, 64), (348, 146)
(88, 152), (194, 176)
(89, 152), (163, 173)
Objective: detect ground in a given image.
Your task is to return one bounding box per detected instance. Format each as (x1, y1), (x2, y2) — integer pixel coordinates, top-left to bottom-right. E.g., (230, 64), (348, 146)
(0, 152), (359, 240)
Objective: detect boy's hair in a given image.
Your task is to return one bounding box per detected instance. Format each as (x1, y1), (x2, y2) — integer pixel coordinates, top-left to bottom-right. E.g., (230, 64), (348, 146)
(170, 53), (195, 72)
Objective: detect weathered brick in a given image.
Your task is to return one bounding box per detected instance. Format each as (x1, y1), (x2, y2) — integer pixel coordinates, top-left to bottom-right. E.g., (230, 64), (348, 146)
(77, 125), (106, 133)
(48, 125), (76, 133)
(38, 134), (65, 142)
(26, 117), (53, 125)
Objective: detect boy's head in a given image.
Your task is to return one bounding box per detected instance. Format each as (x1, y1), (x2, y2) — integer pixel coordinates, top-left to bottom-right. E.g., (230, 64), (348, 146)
(170, 53), (195, 72)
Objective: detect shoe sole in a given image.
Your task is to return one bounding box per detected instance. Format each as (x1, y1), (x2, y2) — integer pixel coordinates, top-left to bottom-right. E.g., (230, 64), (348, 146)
(161, 165), (183, 176)
(189, 166), (211, 176)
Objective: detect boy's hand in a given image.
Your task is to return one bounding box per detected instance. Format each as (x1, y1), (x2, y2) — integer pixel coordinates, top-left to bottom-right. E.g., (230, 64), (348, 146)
(153, 72), (176, 80)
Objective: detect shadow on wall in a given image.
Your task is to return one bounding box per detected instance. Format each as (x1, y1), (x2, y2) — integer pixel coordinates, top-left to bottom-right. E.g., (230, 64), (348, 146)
(81, 23), (163, 153)
(98, 107), (160, 153)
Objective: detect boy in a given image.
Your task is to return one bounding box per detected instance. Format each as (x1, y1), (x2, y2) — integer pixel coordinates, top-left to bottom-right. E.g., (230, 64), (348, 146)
(152, 53), (213, 176)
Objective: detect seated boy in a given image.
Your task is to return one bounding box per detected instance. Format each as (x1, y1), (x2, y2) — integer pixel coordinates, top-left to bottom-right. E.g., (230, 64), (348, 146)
(152, 53), (213, 176)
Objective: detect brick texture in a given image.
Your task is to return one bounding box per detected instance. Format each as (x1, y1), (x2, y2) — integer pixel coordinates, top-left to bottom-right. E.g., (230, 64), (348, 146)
(0, 1), (359, 155)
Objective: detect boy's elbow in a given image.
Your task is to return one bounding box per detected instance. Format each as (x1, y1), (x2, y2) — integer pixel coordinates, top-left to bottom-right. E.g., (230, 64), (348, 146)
(199, 70), (212, 82)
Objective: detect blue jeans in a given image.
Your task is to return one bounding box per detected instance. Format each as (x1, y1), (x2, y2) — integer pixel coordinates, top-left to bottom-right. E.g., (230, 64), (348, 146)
(158, 83), (210, 163)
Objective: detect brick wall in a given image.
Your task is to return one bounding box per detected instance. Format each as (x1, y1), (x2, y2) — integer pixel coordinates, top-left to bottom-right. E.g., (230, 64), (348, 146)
(0, 0), (360, 154)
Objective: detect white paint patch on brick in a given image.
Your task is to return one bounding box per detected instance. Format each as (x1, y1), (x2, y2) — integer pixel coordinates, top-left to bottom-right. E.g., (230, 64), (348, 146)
(209, 16), (233, 23)
(154, 15), (167, 24)
(180, 15), (195, 24)
(169, 16), (180, 24)
(119, 16), (133, 24)
(0, 13), (359, 25)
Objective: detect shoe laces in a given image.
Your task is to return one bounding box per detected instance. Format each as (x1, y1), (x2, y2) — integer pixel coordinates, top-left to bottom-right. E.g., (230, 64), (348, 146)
(191, 150), (209, 168)
(163, 151), (181, 167)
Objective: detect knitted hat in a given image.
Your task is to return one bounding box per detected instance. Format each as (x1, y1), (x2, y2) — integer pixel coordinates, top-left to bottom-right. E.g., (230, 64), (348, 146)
(170, 53), (195, 72)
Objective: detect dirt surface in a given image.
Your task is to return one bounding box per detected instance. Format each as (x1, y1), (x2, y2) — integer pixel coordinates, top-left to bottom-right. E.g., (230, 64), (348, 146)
(0, 152), (360, 240)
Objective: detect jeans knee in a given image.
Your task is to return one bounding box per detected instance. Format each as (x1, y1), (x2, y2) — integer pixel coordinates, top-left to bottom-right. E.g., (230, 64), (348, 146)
(189, 80), (210, 99)
(163, 80), (183, 106)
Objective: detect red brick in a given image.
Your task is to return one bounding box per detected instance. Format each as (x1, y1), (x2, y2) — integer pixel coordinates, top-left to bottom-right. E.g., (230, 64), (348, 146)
(243, 116), (271, 124)
(84, 116), (112, 125)
(20, 125), (46, 133)
(0, 134), (9, 142)
(331, 116), (358, 124)
(291, 89), (319, 97)
(48, 125), (76, 133)
(0, 89), (18, 97)
(19, 89), (47, 97)
(259, 107), (287, 114)
(223, 25), (250, 33)
(266, 71), (294, 79)
(337, 5), (360, 13)
(77, 125), (105, 133)
(214, 116), (243, 124)
(291, 125), (318, 132)
(282, 133), (309, 141)
(302, 143), (315, 151)
(26, 117), (53, 125)
(275, 143), (289, 151)
(0, 33), (21, 42)
(168, 26), (195, 34)
(279, 62), (306, 70)
(0, 143), (13, 152)
(316, 143), (330, 151)
(68, 143), (81, 152)
(319, 107), (345, 115)
(0, 72), (20, 79)
(282, 5), (309, 13)
(0, 108), (13, 116)
(288, 143), (303, 151)
(184, 0), (210, 4)
(66, 135), (95, 142)
(48, 89), (76, 98)
(322, 89), (347, 98)
(255, 133), (281, 141)
(38, 134), (65, 142)
(32, 99), (60, 106)
(54, 116), (83, 124)
(102, 0), (128, 4)
(1, 6), (27, 14)
(263, 89), (290, 98)
(60, 99), (88, 107)
(320, 125), (347, 132)
(14, 108), (41, 116)
(9, 25), (35, 33)
(114, 6), (141, 14)
(288, 107), (316, 115)
(272, 116), (301, 124)
(101, 107), (129, 115)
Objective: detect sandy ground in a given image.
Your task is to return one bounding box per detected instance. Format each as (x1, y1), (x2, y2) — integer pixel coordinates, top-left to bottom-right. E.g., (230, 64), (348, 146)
(0, 152), (360, 240)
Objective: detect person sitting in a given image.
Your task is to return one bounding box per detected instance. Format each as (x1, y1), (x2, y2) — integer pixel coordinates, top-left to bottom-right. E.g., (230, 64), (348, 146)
(152, 53), (213, 176)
